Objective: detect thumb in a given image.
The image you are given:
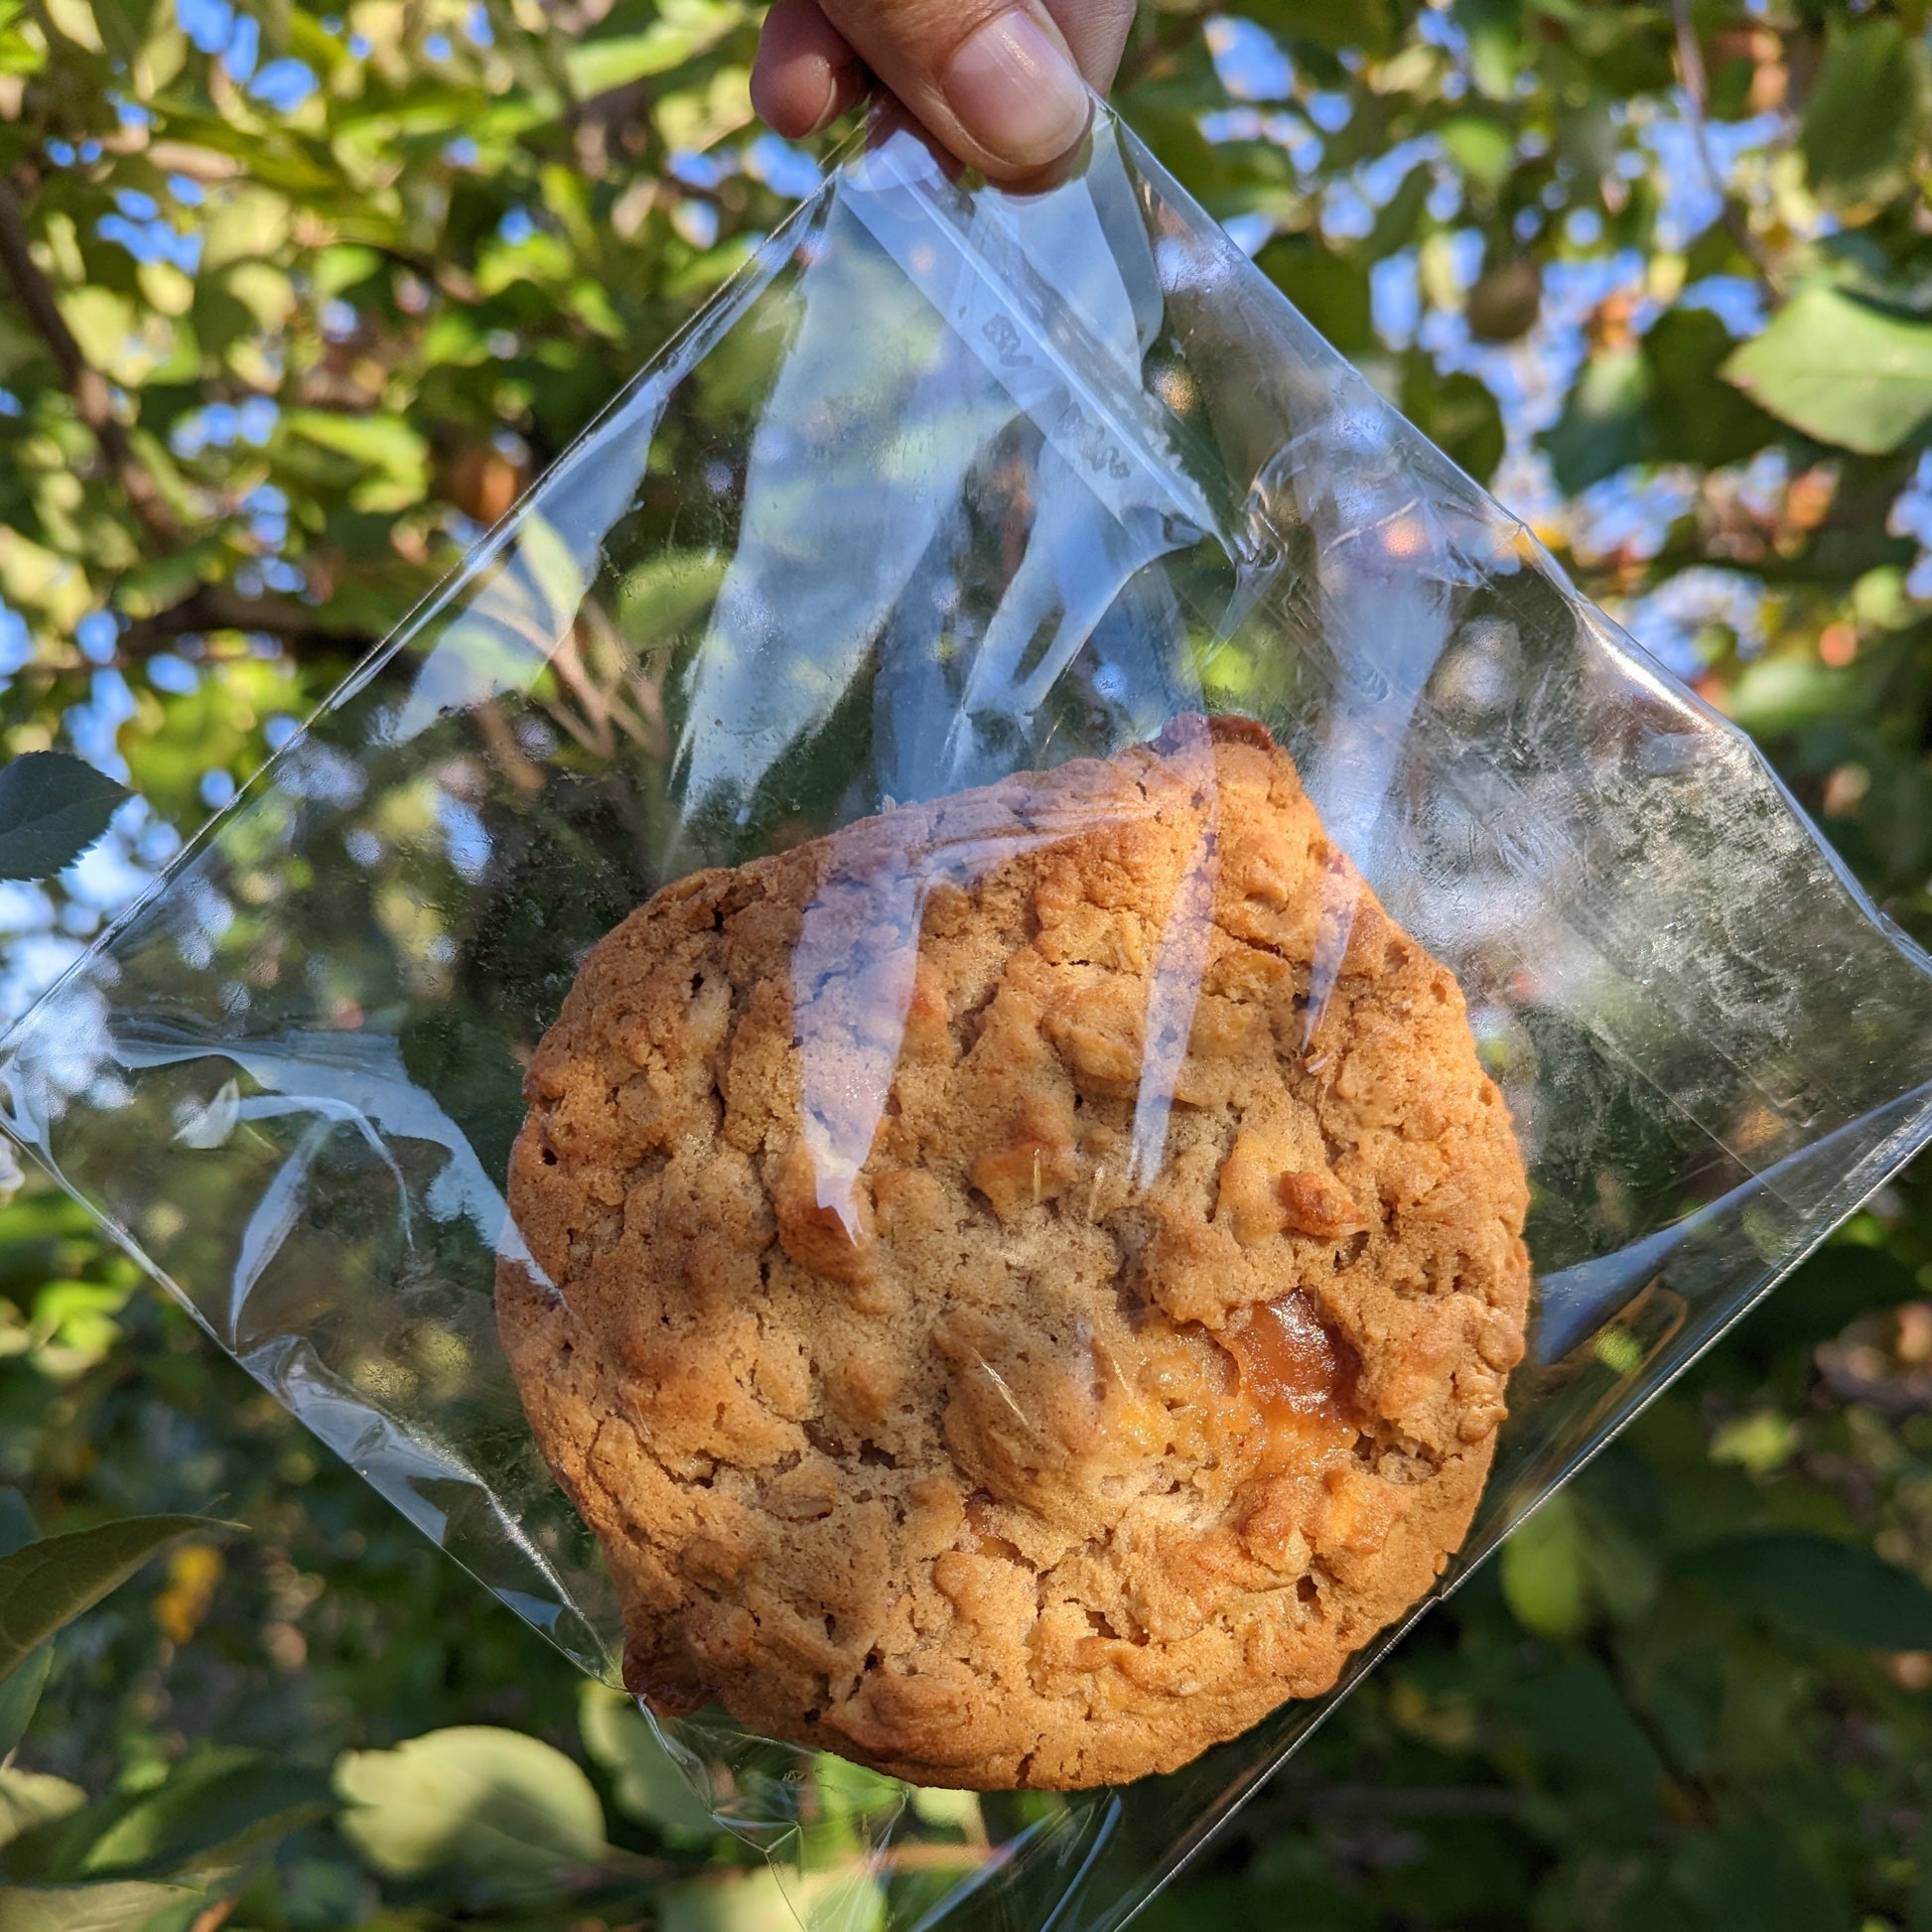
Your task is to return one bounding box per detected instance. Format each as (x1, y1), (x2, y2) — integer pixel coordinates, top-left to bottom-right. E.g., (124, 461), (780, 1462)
(819, 0), (1094, 182)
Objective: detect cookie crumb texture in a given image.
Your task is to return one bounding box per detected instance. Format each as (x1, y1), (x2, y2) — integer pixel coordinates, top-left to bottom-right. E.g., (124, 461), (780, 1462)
(498, 719), (1530, 1790)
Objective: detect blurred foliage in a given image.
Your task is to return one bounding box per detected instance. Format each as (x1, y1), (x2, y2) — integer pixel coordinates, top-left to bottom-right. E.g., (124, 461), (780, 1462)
(0, 0), (1929, 1927)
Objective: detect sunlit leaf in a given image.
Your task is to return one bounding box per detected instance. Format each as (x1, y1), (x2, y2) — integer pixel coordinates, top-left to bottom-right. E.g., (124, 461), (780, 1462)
(1440, 113), (1514, 188)
(564, 0), (747, 94)
(335, 1726), (610, 1901)
(613, 549), (729, 650)
(577, 1684), (717, 1840)
(0, 1770), (85, 1851)
(654, 64), (755, 154)
(37, 0), (101, 54)
(1722, 287), (1932, 456)
(811, 1754), (901, 1824)
(1725, 654), (1856, 739)
(0, 1881), (199, 1932)
(657, 1864), (887, 1932)
(1500, 1491), (1590, 1639)
(196, 189), (289, 276)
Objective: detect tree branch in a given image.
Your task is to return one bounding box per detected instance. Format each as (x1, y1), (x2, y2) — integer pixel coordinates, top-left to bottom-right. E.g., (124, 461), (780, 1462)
(0, 173), (187, 548)
(117, 580), (376, 658)
(1669, 0), (1783, 302)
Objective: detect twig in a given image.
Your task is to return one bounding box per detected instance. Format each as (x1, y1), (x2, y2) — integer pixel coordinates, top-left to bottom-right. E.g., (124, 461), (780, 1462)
(0, 173), (187, 547)
(1669, 0), (1782, 301)
(117, 580), (377, 657)
(1589, 1632), (1722, 1827)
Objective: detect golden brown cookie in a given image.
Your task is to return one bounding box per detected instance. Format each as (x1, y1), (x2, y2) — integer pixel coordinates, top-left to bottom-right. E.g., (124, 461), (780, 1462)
(497, 717), (1530, 1790)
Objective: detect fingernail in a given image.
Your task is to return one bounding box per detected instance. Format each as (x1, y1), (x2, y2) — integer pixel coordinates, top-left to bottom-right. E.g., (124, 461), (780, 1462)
(803, 63), (842, 132)
(942, 10), (1090, 169)
(805, 63), (846, 133)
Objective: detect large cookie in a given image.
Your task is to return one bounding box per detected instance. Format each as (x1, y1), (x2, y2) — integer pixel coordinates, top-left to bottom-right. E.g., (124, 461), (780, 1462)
(497, 717), (1530, 1790)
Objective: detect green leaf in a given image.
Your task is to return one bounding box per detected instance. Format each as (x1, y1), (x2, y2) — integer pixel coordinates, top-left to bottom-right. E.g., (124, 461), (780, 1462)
(1440, 113), (1515, 189)
(1542, 347), (1652, 493)
(653, 65), (754, 159)
(1399, 360), (1504, 483)
(509, 509), (591, 638)
(55, 292), (169, 389)
(577, 1685), (716, 1840)
(810, 1754), (901, 1824)
(1722, 287), (1932, 456)
(1254, 234), (1373, 354)
(1450, 0), (1521, 99)
(564, 0), (744, 94)
(1725, 654), (1856, 739)
(0, 1494), (44, 1756)
(197, 189), (290, 272)
(907, 1787), (983, 1833)
(1685, 1531), (1932, 1648)
(1800, 19), (1927, 207)
(307, 244), (382, 299)
(1644, 308), (1780, 471)
(38, 0), (101, 51)
(279, 410), (428, 476)
(279, 409), (431, 512)
(77, 1750), (334, 1880)
(334, 1725), (610, 1901)
(0, 1881), (198, 1932)
(0, 1650), (52, 1760)
(0, 1770), (85, 1851)
(0, 1517), (220, 1685)
(1501, 1490), (1590, 1638)
(657, 1864), (886, 1932)
(613, 550), (729, 651)
(0, 755), (130, 884)
(1247, 0), (1395, 57)
(0, 1493), (39, 1562)
(1365, 163), (1431, 256)
(110, 539), (223, 622)
(1670, 1822), (1859, 1932)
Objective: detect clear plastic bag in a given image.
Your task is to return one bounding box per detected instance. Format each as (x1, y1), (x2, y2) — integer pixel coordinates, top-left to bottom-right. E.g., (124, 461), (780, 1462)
(6, 103), (1932, 1930)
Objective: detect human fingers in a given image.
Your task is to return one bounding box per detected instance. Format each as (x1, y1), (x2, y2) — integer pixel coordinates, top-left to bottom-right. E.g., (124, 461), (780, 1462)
(1037, 0), (1134, 91)
(814, 0), (1094, 182)
(750, 0), (866, 140)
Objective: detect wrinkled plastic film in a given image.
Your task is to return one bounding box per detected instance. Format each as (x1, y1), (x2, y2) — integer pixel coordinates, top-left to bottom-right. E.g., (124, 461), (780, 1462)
(3, 107), (1931, 1932)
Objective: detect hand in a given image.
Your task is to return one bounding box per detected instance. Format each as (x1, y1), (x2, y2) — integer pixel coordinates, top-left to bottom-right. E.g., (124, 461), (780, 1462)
(751, 0), (1136, 183)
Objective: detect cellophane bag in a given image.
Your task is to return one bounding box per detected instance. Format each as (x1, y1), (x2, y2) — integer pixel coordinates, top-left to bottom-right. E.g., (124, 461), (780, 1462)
(6, 103), (1932, 1932)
